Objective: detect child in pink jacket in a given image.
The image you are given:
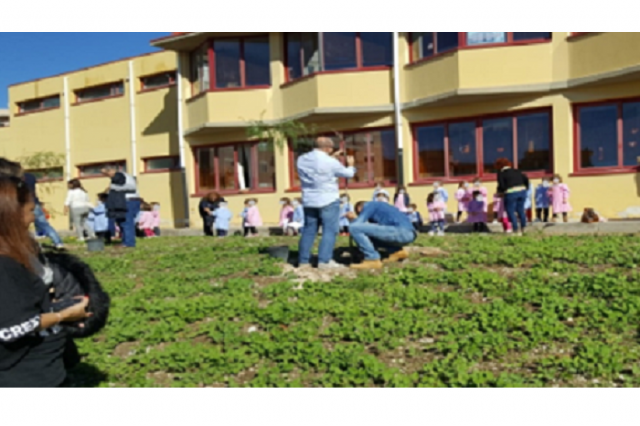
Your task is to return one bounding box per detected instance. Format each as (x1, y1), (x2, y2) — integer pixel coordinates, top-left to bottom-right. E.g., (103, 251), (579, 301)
(427, 192), (446, 237)
(151, 202), (161, 236)
(279, 197), (294, 230)
(548, 174), (572, 223)
(242, 198), (263, 237)
(137, 203), (156, 238)
(467, 190), (488, 233)
(455, 181), (471, 223)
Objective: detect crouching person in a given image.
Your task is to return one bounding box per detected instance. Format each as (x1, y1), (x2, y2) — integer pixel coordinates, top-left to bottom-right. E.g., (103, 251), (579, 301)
(346, 200), (417, 270)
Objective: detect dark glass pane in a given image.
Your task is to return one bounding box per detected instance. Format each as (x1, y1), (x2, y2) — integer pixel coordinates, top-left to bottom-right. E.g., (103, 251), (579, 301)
(142, 73), (174, 89)
(420, 32), (435, 58)
(112, 83), (124, 96)
(517, 113), (551, 171)
(301, 33), (320, 76)
(513, 32), (551, 41)
(416, 125), (446, 178)
(483, 117), (514, 174)
(147, 157), (178, 171)
(286, 33), (302, 80)
(323, 32), (357, 70)
(245, 37), (271, 86)
(467, 32), (506, 45)
(217, 146), (236, 190)
(449, 121), (477, 177)
(375, 129), (397, 182)
(436, 33), (459, 53)
(198, 148), (215, 191)
(361, 32), (393, 67)
(256, 142), (276, 188)
(78, 85), (113, 101)
(214, 39), (241, 89)
(579, 105), (618, 169)
(42, 97), (60, 109)
(344, 132), (369, 184)
(20, 99), (44, 112)
(623, 102), (640, 167)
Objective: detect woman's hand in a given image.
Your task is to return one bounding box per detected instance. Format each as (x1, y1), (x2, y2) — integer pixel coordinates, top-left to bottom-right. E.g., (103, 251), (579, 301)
(63, 206), (69, 216)
(60, 297), (92, 323)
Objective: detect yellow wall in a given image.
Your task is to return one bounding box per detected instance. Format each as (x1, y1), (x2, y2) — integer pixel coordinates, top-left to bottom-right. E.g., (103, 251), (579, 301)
(569, 32), (640, 80)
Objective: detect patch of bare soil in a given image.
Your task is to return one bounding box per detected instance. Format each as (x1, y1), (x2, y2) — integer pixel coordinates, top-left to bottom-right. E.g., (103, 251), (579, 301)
(373, 340), (440, 376)
(113, 342), (139, 359)
(282, 264), (357, 285)
(147, 371), (175, 387)
(406, 246), (449, 258)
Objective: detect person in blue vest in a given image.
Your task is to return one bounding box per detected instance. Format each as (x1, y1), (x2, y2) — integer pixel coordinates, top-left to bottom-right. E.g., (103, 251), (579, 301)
(101, 166), (140, 248)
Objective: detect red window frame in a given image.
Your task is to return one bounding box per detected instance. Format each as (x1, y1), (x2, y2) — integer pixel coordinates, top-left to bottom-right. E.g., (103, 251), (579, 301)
(284, 32), (393, 84)
(74, 82), (125, 105)
(142, 156), (181, 173)
(408, 32), (552, 64)
(16, 95), (61, 116)
(192, 141), (276, 196)
(572, 97), (640, 176)
(77, 160), (127, 179)
(188, 35), (271, 99)
(140, 72), (177, 92)
(411, 108), (554, 185)
(287, 126), (398, 191)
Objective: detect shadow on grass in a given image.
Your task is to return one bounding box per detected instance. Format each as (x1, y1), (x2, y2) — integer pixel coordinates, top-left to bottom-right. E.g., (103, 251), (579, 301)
(65, 362), (109, 388)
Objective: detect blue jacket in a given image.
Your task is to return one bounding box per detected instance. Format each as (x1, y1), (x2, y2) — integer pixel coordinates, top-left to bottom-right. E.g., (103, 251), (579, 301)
(535, 184), (551, 208)
(436, 187), (449, 203)
(292, 205), (305, 226)
(408, 211), (423, 226)
(214, 207), (232, 230)
(89, 202), (109, 233)
(351, 201), (414, 232)
(339, 202), (353, 227)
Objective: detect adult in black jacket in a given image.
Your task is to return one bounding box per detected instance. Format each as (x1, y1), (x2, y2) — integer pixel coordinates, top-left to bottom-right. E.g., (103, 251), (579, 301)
(0, 176), (90, 387)
(496, 158), (530, 235)
(199, 192), (225, 237)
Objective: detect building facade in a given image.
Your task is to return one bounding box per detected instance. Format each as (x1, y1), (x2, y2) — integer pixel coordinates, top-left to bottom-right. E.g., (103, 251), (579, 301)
(3, 32), (640, 230)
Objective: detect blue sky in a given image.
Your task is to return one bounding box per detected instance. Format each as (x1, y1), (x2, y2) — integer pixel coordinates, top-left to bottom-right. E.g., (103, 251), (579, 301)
(0, 32), (171, 108)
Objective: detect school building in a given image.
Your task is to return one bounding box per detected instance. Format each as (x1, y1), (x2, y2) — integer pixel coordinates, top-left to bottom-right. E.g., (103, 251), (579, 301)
(1, 32), (640, 230)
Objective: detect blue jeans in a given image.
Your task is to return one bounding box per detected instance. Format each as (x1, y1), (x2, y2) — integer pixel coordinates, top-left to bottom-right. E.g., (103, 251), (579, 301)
(349, 223), (416, 261)
(34, 203), (62, 246)
(504, 190), (527, 232)
(117, 199), (141, 248)
(430, 220), (445, 233)
(298, 200), (340, 265)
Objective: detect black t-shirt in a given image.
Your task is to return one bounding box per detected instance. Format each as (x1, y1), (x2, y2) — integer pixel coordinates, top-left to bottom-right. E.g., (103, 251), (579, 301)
(0, 256), (67, 388)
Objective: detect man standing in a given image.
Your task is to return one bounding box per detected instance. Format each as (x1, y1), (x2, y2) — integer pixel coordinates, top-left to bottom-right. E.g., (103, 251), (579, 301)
(101, 166), (140, 248)
(297, 137), (356, 269)
(346, 201), (417, 270)
(24, 172), (65, 249)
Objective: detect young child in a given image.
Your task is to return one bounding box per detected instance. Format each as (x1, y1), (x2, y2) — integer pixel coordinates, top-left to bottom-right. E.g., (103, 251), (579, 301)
(213, 201), (232, 237)
(339, 193), (353, 236)
(535, 177), (551, 222)
(394, 186), (410, 213)
(467, 190), (488, 233)
(524, 185), (533, 223)
(407, 203), (424, 231)
(279, 197), (294, 232)
(137, 202), (156, 238)
(372, 182), (390, 202)
(287, 198), (305, 236)
(151, 202), (161, 236)
(243, 198), (262, 237)
(89, 193), (111, 243)
(492, 193), (512, 233)
(472, 178), (488, 214)
(427, 193), (446, 236)
(433, 181), (449, 205)
(455, 181), (471, 223)
(548, 174), (572, 223)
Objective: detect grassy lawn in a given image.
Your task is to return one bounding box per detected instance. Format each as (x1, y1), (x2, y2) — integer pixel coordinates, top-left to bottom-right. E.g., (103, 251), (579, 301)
(67, 233), (640, 387)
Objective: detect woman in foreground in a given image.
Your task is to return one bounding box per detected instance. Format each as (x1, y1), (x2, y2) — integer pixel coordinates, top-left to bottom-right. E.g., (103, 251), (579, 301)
(0, 176), (91, 387)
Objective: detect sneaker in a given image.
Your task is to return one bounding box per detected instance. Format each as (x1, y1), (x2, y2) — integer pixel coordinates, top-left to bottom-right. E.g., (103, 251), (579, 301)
(350, 259), (383, 270)
(383, 250), (409, 264)
(318, 260), (345, 270)
(427, 231), (435, 237)
(437, 231), (445, 237)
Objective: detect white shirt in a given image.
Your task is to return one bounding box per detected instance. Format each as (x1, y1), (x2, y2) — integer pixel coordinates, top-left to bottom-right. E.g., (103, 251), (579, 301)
(65, 188), (91, 209)
(296, 149), (356, 208)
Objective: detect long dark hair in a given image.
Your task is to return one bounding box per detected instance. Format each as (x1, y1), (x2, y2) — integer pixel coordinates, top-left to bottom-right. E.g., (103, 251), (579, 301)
(0, 176), (36, 270)
(68, 178), (86, 192)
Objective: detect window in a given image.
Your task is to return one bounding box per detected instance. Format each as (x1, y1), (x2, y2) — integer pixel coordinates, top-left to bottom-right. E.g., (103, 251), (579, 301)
(17, 95), (60, 114)
(141, 72), (176, 90)
(27, 167), (64, 181)
(78, 161), (126, 178)
(414, 110), (551, 181)
(190, 44), (210, 96)
(212, 36), (270, 89)
(144, 156), (180, 172)
(411, 32), (551, 62)
(195, 142), (275, 194)
(289, 128), (397, 188)
(576, 100), (640, 171)
(286, 33), (393, 81)
(75, 82), (124, 103)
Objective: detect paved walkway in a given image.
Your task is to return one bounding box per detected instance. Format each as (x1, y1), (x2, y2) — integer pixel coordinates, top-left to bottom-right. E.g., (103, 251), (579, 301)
(56, 220), (640, 238)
